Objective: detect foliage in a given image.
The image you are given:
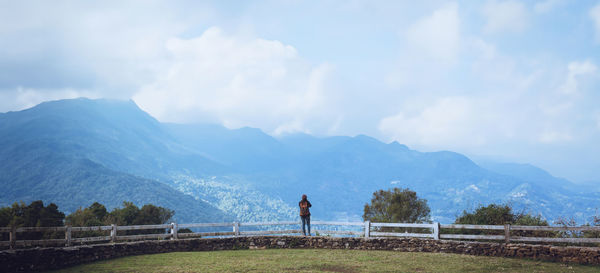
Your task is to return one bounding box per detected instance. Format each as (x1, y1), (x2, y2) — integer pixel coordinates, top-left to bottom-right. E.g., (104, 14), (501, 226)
(66, 201), (174, 236)
(178, 228), (193, 233)
(65, 202), (109, 238)
(453, 203), (550, 237)
(363, 188), (431, 224)
(1, 200), (175, 240)
(555, 214), (600, 240)
(0, 200), (65, 240)
(106, 202), (174, 226)
(66, 202), (108, 227)
(513, 213), (552, 237)
(583, 214), (600, 238)
(455, 204), (548, 226)
(455, 204), (513, 225)
(363, 188), (431, 233)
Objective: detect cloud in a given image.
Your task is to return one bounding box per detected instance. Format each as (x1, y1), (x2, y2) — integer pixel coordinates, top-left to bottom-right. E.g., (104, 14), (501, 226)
(0, 86), (98, 113)
(133, 27), (340, 135)
(559, 60), (598, 95)
(405, 3), (460, 63)
(0, 1), (193, 111)
(538, 130), (572, 144)
(591, 3), (600, 43)
(378, 97), (490, 150)
(482, 0), (528, 33)
(534, 0), (565, 14)
(378, 58), (599, 151)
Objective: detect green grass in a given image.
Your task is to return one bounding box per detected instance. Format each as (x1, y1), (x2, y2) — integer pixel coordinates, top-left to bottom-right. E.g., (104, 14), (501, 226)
(54, 249), (600, 273)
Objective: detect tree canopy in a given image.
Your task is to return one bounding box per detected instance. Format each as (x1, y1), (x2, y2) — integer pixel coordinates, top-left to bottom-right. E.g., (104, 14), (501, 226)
(0, 200), (65, 228)
(455, 203), (548, 226)
(0, 200), (65, 240)
(1, 200), (174, 228)
(66, 201), (174, 227)
(363, 188), (431, 223)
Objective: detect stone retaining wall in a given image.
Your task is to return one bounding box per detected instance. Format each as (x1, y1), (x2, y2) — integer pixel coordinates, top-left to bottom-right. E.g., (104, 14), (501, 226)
(2, 236), (600, 272)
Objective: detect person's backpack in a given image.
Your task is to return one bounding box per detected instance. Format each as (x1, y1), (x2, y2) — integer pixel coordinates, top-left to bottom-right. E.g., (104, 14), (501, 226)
(300, 201), (309, 216)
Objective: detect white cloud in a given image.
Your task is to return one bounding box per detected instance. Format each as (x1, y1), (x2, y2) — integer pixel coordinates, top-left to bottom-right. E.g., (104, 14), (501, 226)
(539, 130), (572, 143)
(534, 0), (565, 14)
(0, 87), (98, 112)
(0, 1), (195, 111)
(133, 27), (340, 135)
(482, 0), (528, 33)
(591, 3), (600, 43)
(468, 38), (521, 84)
(405, 3), (460, 63)
(378, 97), (488, 149)
(559, 60), (597, 95)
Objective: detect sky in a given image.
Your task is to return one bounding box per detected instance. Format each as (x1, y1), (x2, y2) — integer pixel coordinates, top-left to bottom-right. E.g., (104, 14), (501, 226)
(1, 0), (599, 183)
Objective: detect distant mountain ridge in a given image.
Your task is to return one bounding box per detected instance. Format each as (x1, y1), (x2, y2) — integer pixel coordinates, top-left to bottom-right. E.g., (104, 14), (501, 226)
(1, 98), (597, 224)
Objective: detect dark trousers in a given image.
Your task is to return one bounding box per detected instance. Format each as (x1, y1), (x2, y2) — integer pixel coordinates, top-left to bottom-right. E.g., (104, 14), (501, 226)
(301, 215), (311, 235)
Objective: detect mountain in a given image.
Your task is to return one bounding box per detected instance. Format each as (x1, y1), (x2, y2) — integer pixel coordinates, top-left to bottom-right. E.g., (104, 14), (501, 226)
(0, 98), (230, 221)
(0, 99), (224, 179)
(1, 98), (598, 224)
(476, 161), (571, 190)
(0, 98), (294, 222)
(167, 118), (598, 223)
(0, 152), (227, 223)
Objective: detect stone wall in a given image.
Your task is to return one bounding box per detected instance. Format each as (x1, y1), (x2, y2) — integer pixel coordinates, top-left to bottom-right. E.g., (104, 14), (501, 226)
(2, 236), (600, 272)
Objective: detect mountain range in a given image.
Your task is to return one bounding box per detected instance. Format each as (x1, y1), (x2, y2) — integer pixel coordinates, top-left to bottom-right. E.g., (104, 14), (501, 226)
(0, 98), (597, 224)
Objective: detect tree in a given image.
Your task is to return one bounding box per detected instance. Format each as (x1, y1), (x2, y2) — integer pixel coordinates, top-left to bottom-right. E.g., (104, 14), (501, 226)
(0, 200), (65, 240)
(136, 204), (174, 226)
(65, 202), (109, 238)
(363, 188), (431, 223)
(455, 204), (513, 225)
(455, 203), (548, 226)
(104, 201), (175, 235)
(454, 203), (549, 237)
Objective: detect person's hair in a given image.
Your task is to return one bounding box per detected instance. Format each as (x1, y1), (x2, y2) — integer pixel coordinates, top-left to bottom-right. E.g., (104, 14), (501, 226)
(302, 194), (307, 200)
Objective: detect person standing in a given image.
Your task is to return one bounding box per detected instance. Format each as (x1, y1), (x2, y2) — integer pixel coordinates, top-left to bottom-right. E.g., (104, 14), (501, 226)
(299, 194), (312, 236)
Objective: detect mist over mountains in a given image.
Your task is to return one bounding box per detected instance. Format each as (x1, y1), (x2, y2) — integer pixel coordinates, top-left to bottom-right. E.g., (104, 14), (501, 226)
(1, 98), (597, 224)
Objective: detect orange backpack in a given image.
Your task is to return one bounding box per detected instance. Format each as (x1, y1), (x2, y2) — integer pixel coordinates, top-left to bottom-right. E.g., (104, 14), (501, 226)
(300, 201), (310, 216)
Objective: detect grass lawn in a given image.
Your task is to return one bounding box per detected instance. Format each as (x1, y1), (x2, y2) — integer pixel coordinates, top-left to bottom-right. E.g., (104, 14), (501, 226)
(54, 249), (600, 273)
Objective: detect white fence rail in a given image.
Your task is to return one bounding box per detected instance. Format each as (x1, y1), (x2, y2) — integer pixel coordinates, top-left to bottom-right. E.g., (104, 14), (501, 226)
(2, 221), (600, 249)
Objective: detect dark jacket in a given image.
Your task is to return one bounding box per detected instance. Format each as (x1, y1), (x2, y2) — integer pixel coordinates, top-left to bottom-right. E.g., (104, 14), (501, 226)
(299, 199), (312, 217)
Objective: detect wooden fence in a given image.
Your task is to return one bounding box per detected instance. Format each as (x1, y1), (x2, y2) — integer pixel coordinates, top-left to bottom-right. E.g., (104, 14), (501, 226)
(2, 221), (600, 249)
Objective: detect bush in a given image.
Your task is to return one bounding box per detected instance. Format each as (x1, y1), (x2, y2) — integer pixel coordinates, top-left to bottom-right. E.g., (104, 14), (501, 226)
(452, 203), (550, 237)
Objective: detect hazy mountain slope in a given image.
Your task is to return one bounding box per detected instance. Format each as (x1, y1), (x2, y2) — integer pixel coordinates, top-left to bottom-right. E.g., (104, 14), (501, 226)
(0, 150), (228, 222)
(476, 161), (571, 190)
(164, 115), (600, 223)
(171, 126), (597, 222)
(1, 98), (597, 224)
(164, 123), (286, 172)
(0, 98), (224, 180)
(0, 98), (293, 222)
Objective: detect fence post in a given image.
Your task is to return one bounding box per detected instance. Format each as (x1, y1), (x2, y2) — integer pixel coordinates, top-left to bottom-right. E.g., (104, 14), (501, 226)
(364, 221), (370, 238)
(432, 222), (440, 240)
(111, 224), (117, 243)
(65, 225), (72, 247)
(233, 222), (240, 237)
(171, 222), (178, 240)
(9, 226), (16, 249)
(504, 224), (511, 243)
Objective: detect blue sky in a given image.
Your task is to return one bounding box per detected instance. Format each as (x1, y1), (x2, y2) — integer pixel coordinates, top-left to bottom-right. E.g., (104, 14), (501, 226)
(1, 0), (599, 183)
